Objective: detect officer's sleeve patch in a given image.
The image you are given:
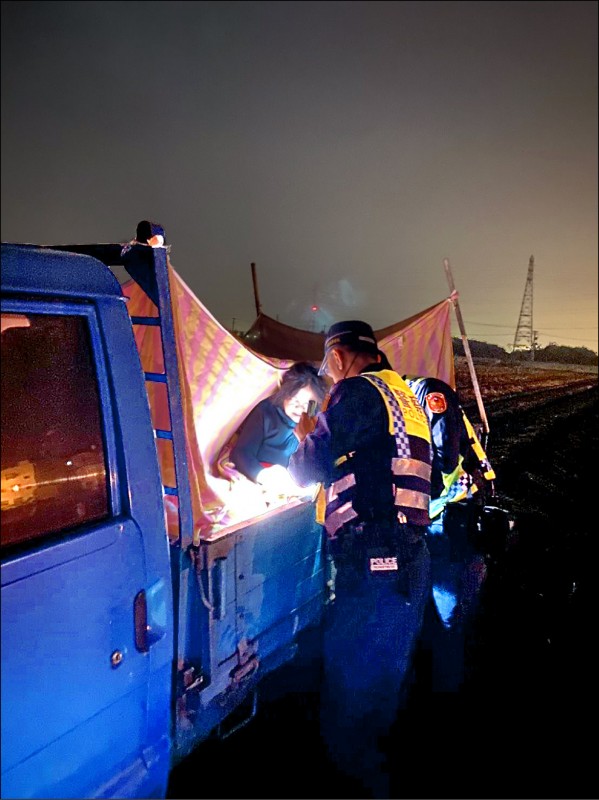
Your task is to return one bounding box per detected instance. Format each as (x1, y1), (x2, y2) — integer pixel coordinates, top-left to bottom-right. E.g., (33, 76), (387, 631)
(425, 392), (447, 414)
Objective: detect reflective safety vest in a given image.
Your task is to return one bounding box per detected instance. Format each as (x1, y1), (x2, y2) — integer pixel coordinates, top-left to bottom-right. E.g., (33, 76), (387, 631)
(405, 377), (496, 520)
(432, 407), (495, 520)
(321, 369), (432, 538)
(428, 410), (495, 519)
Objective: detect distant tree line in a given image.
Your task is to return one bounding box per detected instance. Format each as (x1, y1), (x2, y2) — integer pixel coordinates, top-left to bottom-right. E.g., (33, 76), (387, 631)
(452, 338), (598, 367)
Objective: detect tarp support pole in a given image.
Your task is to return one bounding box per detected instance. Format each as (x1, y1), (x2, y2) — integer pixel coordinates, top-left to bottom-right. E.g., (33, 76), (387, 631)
(443, 258), (490, 438)
(251, 262), (262, 318)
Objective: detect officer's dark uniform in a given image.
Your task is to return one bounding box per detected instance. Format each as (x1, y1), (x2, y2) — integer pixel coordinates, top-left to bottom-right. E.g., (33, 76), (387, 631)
(405, 376), (495, 630)
(289, 322), (432, 799)
(404, 375), (498, 697)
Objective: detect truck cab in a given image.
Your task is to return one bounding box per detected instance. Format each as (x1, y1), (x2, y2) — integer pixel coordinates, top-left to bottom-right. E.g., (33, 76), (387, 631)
(1, 235), (326, 798)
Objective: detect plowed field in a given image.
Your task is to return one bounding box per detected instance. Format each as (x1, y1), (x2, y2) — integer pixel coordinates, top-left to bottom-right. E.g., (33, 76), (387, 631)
(168, 361), (598, 800)
(454, 356), (596, 406)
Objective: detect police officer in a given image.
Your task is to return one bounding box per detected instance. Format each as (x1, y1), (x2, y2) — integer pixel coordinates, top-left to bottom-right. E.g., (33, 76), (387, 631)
(289, 321), (432, 799)
(404, 375), (496, 696)
(404, 376), (495, 632)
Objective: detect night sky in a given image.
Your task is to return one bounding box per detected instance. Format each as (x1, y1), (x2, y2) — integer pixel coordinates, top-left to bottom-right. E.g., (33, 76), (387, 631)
(1, 1), (597, 352)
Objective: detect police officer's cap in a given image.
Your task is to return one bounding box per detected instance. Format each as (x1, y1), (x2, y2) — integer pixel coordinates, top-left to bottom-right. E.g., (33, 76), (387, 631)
(324, 319), (379, 354)
(319, 320), (390, 375)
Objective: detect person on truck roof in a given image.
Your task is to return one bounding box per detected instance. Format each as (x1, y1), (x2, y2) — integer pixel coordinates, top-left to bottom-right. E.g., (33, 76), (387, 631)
(229, 361), (326, 498)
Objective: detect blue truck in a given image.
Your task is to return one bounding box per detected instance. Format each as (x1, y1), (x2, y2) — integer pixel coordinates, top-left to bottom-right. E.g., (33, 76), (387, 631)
(0, 230), (327, 799)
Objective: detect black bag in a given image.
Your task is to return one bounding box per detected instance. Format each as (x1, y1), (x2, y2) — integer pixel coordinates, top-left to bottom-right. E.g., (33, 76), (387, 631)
(442, 501), (477, 561)
(476, 504), (512, 560)
(443, 501), (512, 561)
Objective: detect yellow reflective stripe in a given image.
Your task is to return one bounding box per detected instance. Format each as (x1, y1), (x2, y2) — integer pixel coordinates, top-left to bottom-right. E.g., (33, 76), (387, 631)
(441, 463), (462, 492)
(324, 502), (358, 538)
(392, 457), (432, 481)
(449, 487), (468, 503)
(363, 371), (431, 442)
(334, 451), (355, 468)
(326, 472), (356, 503)
(462, 412), (491, 463)
(315, 485), (326, 524)
(430, 497), (447, 519)
(394, 488), (430, 511)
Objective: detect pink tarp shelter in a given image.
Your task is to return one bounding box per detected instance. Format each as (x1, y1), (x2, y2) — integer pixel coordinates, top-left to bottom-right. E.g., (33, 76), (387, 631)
(123, 261), (455, 541)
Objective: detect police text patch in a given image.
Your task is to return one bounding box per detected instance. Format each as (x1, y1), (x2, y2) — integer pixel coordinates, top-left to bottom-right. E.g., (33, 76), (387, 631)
(369, 556), (399, 572)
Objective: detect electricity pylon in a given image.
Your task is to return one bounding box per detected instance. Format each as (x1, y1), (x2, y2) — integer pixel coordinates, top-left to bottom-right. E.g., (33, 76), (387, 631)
(512, 255), (535, 360)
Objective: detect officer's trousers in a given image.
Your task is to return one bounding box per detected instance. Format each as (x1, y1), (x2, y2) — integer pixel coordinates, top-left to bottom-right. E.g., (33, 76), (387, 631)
(425, 503), (488, 693)
(319, 524), (431, 799)
(427, 502), (488, 629)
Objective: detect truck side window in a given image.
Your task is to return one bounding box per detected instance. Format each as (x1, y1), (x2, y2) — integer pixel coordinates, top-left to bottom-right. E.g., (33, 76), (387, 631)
(1, 312), (109, 549)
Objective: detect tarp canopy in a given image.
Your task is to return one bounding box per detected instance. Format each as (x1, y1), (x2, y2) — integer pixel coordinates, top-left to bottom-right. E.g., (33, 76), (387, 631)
(123, 261), (455, 540)
(242, 304), (456, 387)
